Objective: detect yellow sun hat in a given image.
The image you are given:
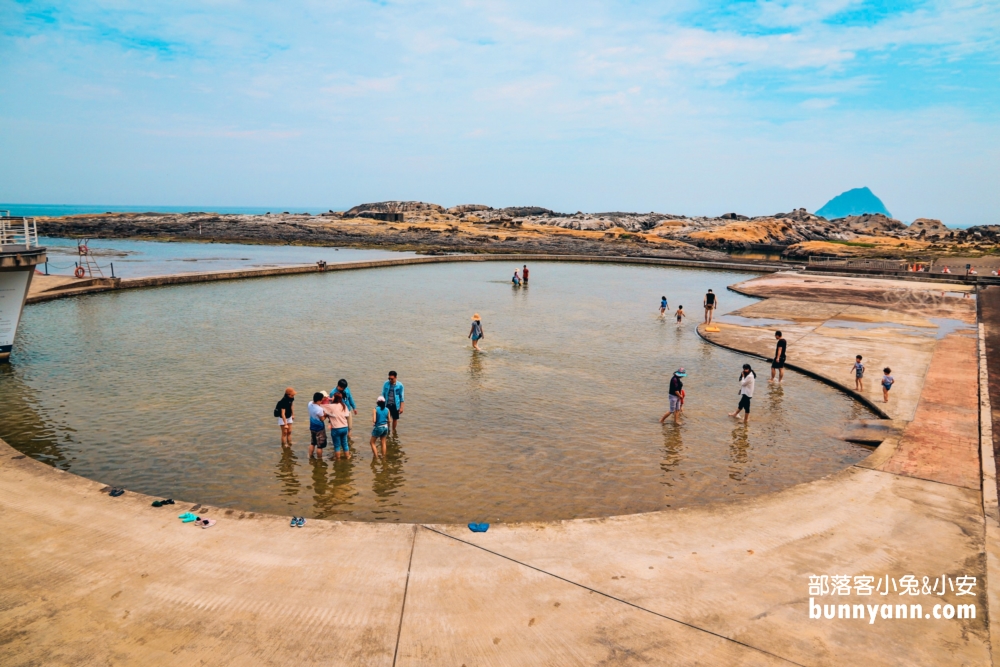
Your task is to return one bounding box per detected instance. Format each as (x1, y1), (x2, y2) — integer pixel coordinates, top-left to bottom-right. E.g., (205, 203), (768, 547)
(472, 313), (481, 320)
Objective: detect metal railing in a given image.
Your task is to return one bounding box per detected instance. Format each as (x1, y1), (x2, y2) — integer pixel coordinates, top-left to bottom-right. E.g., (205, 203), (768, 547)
(808, 256), (909, 271)
(0, 212), (40, 248)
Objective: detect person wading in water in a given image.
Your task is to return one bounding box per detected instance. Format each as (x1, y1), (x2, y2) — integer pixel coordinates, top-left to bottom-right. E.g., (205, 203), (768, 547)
(659, 368), (687, 425)
(770, 331), (786, 383)
(370, 396), (390, 460)
(382, 371), (405, 431)
(469, 313), (485, 351)
(729, 364), (756, 424)
(275, 387), (295, 448)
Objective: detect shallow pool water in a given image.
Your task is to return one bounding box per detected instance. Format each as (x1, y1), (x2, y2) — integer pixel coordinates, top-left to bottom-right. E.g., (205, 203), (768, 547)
(39, 236), (415, 278)
(0, 261), (873, 522)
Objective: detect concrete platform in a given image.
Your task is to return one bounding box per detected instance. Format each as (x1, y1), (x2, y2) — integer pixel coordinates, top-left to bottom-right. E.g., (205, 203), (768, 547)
(1, 269), (993, 666)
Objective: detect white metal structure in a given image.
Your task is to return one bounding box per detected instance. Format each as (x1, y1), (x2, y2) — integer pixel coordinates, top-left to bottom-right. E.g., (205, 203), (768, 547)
(0, 212), (40, 249)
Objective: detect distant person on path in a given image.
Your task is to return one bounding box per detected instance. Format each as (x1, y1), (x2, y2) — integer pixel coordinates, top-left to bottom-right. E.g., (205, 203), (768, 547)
(659, 368), (687, 425)
(332, 379), (358, 431)
(325, 392), (351, 460)
(729, 364), (756, 424)
(522, 265), (529, 284)
(512, 269), (521, 286)
(307, 392), (328, 459)
(659, 296), (668, 317)
(370, 396), (390, 460)
(704, 289), (718, 323)
(770, 331), (786, 383)
(675, 305), (686, 323)
(382, 371), (405, 430)
(881, 368), (894, 403)
(851, 355), (865, 391)
(274, 387), (296, 448)
(469, 313), (485, 351)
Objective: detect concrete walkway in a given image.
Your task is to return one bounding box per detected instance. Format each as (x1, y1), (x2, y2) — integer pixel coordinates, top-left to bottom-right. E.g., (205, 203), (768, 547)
(0, 271), (992, 666)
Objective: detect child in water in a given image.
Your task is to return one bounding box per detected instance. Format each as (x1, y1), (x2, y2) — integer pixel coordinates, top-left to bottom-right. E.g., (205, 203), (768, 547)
(512, 269), (521, 286)
(675, 305), (686, 323)
(370, 396), (390, 460)
(659, 296), (668, 317)
(881, 367), (894, 403)
(469, 313), (484, 351)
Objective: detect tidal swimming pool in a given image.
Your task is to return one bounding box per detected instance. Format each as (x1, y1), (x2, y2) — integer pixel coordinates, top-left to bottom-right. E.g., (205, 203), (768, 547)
(0, 261), (874, 523)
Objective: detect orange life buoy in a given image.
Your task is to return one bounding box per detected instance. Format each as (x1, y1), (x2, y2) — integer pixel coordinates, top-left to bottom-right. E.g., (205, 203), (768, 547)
(74, 266), (86, 278)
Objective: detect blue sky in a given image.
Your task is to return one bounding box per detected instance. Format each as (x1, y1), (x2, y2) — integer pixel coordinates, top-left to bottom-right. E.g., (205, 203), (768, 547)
(1, 0), (998, 223)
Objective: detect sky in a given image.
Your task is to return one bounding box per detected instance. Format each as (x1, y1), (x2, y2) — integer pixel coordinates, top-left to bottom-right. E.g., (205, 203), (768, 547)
(1, 0), (998, 224)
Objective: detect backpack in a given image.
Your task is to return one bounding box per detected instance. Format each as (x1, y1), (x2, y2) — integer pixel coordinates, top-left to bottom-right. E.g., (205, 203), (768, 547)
(273, 401), (284, 418)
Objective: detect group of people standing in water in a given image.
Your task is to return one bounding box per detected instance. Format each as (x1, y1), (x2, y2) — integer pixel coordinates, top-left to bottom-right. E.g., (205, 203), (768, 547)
(274, 371), (405, 462)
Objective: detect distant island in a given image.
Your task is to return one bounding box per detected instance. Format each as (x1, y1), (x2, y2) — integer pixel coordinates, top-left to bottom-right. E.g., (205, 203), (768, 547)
(816, 187), (892, 219)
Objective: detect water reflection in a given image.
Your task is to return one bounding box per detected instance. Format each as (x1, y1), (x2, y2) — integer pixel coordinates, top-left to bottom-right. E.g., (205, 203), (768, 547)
(371, 432), (407, 519)
(660, 424), (684, 482)
(275, 447), (301, 500)
(729, 425), (751, 479)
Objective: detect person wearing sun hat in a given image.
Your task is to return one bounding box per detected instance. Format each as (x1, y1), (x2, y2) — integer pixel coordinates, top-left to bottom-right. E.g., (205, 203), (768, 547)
(468, 313), (485, 351)
(659, 368), (687, 425)
(370, 396), (390, 460)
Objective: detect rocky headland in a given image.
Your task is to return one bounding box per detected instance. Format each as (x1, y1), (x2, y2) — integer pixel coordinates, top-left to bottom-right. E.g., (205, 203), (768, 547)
(35, 201), (998, 262)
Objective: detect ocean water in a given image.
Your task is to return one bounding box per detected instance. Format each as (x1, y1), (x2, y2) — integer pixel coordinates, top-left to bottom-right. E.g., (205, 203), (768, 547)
(0, 261), (873, 523)
(1, 203), (337, 217)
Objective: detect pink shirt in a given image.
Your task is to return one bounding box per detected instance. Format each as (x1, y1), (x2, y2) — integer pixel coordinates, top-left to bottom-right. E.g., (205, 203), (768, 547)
(323, 403), (350, 429)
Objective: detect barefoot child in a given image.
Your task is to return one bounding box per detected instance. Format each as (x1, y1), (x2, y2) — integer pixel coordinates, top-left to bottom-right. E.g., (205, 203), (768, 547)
(729, 364), (756, 424)
(469, 314), (484, 351)
(370, 396), (390, 460)
(675, 305), (686, 323)
(851, 355), (865, 391)
(881, 367), (894, 403)
(659, 296), (668, 317)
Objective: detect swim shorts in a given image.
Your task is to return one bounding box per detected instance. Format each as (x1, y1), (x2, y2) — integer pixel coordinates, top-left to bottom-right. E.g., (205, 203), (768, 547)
(388, 405), (400, 420)
(738, 395), (752, 413)
(310, 428), (327, 449)
(771, 358), (785, 369)
(372, 424), (388, 438)
(668, 395), (681, 412)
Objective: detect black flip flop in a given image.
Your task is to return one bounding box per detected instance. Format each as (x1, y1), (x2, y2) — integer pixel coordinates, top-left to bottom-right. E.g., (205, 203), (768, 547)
(109, 488), (125, 497)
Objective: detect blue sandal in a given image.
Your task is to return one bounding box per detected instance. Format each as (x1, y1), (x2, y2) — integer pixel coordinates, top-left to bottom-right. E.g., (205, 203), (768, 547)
(468, 522), (489, 533)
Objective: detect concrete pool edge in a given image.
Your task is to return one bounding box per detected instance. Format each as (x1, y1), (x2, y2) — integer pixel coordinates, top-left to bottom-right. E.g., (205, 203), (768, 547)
(2, 265), (995, 665)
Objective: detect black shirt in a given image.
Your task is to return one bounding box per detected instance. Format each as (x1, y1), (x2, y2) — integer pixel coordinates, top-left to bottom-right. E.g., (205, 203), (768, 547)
(276, 395), (294, 417)
(669, 375), (683, 396)
(705, 293), (716, 306)
(775, 338), (787, 361)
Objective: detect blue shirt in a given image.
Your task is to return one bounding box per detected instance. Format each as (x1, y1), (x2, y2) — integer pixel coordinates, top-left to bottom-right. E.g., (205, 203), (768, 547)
(331, 385), (356, 411)
(308, 402), (326, 431)
(382, 380), (404, 407)
(374, 405), (389, 426)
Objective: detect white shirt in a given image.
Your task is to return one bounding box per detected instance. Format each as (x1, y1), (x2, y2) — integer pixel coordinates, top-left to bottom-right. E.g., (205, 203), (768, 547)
(740, 372), (755, 398)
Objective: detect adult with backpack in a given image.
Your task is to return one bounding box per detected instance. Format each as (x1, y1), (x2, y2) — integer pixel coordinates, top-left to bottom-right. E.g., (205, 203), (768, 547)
(274, 387), (296, 448)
